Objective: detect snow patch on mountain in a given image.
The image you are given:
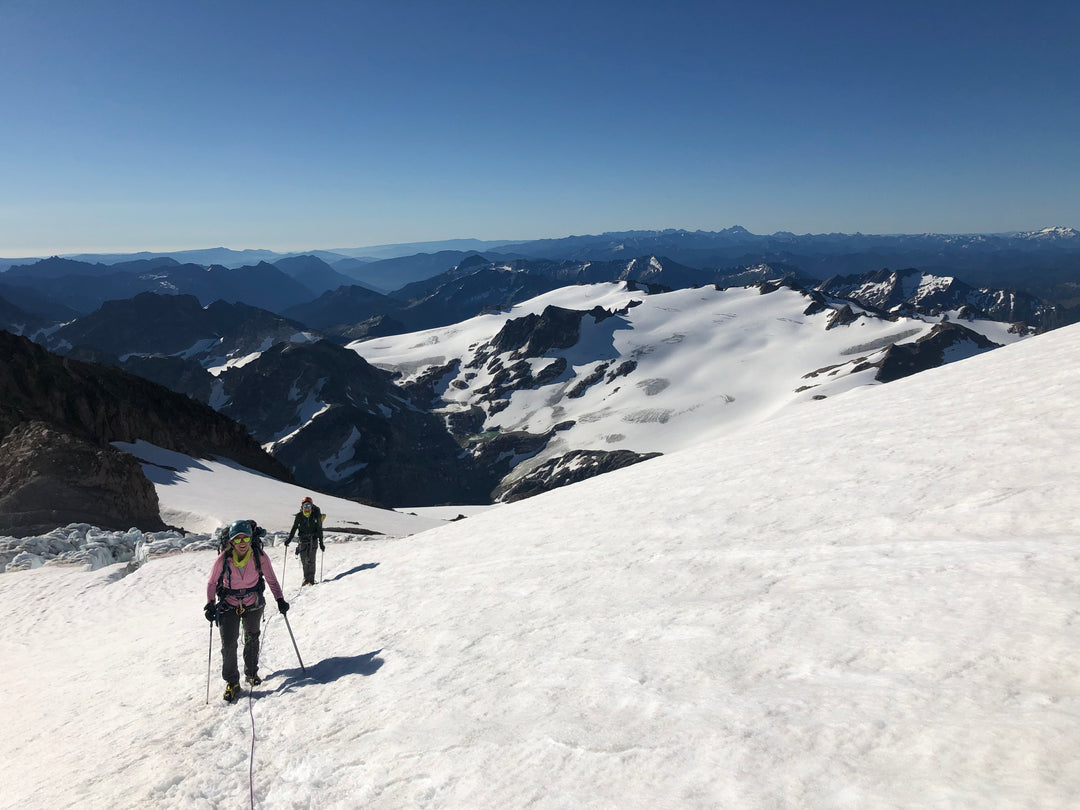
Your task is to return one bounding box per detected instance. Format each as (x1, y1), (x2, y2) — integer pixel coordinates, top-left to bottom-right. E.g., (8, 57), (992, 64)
(264, 390), (332, 450)
(1023, 226), (1079, 240)
(320, 427), (368, 482)
(352, 282), (1028, 477)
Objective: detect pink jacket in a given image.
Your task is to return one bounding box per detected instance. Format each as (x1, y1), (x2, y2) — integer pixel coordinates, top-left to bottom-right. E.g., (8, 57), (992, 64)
(207, 549), (284, 608)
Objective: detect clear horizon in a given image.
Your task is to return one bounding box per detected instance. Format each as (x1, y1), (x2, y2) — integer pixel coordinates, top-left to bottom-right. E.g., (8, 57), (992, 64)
(2, 0), (1077, 256)
(4, 223), (1078, 262)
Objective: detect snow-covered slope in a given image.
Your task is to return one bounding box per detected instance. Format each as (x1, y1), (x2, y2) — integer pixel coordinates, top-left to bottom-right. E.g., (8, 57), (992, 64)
(2, 323), (1077, 808)
(113, 440), (446, 537)
(352, 280), (1025, 482)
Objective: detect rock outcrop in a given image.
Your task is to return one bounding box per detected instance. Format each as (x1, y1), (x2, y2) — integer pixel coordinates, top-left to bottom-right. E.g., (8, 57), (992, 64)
(0, 421), (166, 537)
(859, 322), (1000, 383)
(218, 338), (485, 506)
(0, 330), (290, 479)
(495, 449), (663, 502)
(0, 330), (292, 535)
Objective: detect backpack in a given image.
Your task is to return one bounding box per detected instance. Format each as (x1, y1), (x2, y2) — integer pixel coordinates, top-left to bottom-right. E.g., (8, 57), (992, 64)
(215, 519), (268, 606)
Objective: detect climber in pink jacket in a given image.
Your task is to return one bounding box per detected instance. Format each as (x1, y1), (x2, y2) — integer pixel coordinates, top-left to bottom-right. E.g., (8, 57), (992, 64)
(203, 519), (289, 702)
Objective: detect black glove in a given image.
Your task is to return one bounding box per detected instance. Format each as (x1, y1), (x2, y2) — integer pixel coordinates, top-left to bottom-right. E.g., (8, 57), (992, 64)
(277, 598), (289, 614)
(319, 542), (325, 551)
(204, 601), (216, 623)
(284, 538), (291, 547)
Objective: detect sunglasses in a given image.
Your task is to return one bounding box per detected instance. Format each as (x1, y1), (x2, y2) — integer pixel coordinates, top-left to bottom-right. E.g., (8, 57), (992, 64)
(232, 535), (251, 543)
(302, 505), (312, 511)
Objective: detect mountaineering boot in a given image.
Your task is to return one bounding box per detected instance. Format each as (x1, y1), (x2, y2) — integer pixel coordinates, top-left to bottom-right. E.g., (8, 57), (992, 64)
(245, 673), (262, 686)
(223, 682), (241, 702)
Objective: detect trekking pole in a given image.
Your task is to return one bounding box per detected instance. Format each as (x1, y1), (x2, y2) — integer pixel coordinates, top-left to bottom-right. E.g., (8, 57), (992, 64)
(205, 621), (214, 704)
(281, 544), (288, 590)
(282, 613), (306, 674)
(319, 545), (324, 583)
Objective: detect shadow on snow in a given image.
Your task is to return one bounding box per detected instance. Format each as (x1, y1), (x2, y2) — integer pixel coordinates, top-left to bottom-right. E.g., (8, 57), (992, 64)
(325, 562), (379, 582)
(270, 650), (385, 692)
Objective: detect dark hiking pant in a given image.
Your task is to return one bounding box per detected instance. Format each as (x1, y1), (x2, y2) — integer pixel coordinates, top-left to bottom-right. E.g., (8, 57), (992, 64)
(218, 604), (264, 684)
(298, 538), (318, 583)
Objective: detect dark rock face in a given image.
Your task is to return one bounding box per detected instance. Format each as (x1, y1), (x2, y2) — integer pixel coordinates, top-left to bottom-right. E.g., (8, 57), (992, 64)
(0, 330), (289, 480)
(327, 314), (409, 343)
(465, 430), (554, 492)
(816, 268), (1056, 331)
(398, 360), (462, 409)
(0, 421), (166, 537)
(119, 355), (216, 403)
(465, 305), (622, 406)
(45, 292), (310, 364)
(826, 304), (864, 329)
(444, 405), (486, 436)
(567, 363), (610, 399)
(218, 339), (485, 506)
(860, 322), (1000, 383)
(483, 305), (586, 359)
(387, 299), (651, 502)
(0, 292), (49, 337)
(495, 449), (663, 502)
(47, 292), (211, 355)
(0, 330), (292, 534)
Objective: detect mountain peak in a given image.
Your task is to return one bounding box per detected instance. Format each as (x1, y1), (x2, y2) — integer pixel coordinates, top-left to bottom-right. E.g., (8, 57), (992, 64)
(457, 254), (490, 270)
(720, 225), (754, 236)
(1024, 226), (1079, 240)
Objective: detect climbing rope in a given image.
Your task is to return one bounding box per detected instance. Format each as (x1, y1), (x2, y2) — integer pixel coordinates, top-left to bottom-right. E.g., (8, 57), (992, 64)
(241, 612), (271, 810)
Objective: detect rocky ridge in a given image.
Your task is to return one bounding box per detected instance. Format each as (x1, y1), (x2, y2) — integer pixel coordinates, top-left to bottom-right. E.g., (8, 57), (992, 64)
(0, 330), (291, 536)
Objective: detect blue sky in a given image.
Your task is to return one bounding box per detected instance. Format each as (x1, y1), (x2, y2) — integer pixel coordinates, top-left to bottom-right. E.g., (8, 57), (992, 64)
(1, 0), (1077, 256)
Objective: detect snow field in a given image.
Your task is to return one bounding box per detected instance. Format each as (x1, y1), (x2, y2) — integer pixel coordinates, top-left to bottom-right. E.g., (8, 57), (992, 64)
(1, 322), (1078, 808)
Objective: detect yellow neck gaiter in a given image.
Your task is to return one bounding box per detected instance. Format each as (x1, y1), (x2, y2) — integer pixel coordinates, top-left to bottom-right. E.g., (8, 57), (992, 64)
(232, 548), (253, 569)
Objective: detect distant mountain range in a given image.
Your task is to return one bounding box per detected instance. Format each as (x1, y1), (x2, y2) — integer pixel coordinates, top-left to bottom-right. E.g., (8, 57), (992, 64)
(1, 225), (1078, 521)
(4, 225), (1079, 294)
(0, 227), (1072, 328)
(8, 267), (1037, 508)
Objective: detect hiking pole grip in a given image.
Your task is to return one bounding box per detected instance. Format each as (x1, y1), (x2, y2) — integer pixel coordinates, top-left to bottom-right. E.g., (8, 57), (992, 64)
(282, 612), (306, 673)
